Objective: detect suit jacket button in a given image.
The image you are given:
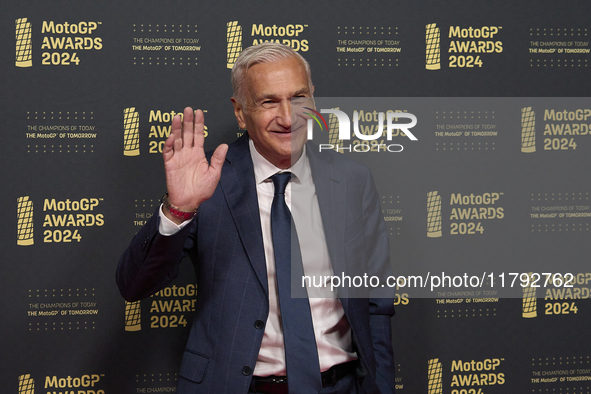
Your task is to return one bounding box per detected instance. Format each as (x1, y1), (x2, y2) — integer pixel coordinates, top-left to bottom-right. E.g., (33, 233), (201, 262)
(254, 320), (264, 329)
(242, 366), (253, 376)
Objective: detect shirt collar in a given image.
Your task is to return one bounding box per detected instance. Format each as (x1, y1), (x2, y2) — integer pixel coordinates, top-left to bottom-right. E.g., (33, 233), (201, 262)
(249, 139), (308, 184)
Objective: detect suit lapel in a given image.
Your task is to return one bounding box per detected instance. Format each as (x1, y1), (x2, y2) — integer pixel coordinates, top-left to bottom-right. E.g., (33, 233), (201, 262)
(306, 143), (348, 308)
(219, 135), (268, 297)
(218, 139), (350, 303)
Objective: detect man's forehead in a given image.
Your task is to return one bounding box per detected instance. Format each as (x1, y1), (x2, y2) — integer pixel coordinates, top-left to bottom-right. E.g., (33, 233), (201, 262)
(245, 58), (310, 98)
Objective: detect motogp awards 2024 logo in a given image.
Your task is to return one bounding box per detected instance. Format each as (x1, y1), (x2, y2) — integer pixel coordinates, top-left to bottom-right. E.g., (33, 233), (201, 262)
(425, 23), (503, 70)
(16, 18), (103, 67)
(226, 21), (309, 69)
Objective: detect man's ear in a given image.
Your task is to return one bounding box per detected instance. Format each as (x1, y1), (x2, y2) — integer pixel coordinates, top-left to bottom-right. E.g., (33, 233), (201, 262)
(231, 97), (247, 129)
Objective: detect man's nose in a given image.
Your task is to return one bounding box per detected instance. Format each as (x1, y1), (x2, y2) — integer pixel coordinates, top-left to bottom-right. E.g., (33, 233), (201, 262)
(276, 101), (292, 128)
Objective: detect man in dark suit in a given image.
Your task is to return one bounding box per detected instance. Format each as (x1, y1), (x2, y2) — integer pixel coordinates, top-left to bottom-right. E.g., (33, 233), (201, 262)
(117, 42), (395, 394)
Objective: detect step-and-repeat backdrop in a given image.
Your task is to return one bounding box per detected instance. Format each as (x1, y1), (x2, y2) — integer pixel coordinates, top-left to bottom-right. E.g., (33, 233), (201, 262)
(2, 1), (590, 393)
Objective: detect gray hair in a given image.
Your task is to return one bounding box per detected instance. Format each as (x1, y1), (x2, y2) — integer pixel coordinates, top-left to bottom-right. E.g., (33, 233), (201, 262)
(231, 42), (313, 109)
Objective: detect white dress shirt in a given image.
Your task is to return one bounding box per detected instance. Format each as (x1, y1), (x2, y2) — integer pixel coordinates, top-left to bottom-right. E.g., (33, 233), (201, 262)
(159, 139), (356, 376)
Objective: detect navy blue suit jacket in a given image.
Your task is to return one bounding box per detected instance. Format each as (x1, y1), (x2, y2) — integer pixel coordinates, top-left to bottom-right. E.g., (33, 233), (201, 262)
(117, 134), (395, 393)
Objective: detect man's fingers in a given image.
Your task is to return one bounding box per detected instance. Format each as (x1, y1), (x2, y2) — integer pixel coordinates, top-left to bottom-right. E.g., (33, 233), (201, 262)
(164, 114), (183, 161)
(163, 107), (210, 166)
(193, 108), (204, 124)
(182, 107), (195, 148)
(209, 144), (229, 173)
(162, 134), (174, 162)
(191, 109), (206, 149)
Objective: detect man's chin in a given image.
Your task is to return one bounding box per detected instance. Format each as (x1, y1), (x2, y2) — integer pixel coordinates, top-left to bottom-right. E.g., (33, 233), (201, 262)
(289, 141), (306, 164)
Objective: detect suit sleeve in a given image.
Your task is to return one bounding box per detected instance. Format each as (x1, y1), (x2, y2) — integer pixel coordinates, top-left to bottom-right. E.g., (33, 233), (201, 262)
(363, 168), (396, 393)
(116, 209), (196, 302)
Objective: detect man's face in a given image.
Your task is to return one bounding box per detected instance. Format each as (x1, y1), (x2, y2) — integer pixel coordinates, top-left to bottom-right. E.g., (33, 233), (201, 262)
(232, 56), (313, 169)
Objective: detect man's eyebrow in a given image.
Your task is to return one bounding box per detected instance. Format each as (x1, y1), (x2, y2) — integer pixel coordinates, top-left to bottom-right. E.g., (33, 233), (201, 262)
(292, 87), (310, 96)
(292, 87), (311, 96)
(255, 93), (279, 101)
(255, 88), (310, 101)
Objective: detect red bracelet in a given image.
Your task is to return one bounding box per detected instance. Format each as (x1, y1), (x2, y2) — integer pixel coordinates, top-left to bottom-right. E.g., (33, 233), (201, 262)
(161, 193), (198, 220)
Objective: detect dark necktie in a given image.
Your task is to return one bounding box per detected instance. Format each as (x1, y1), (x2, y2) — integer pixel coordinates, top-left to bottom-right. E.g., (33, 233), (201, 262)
(270, 172), (322, 393)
